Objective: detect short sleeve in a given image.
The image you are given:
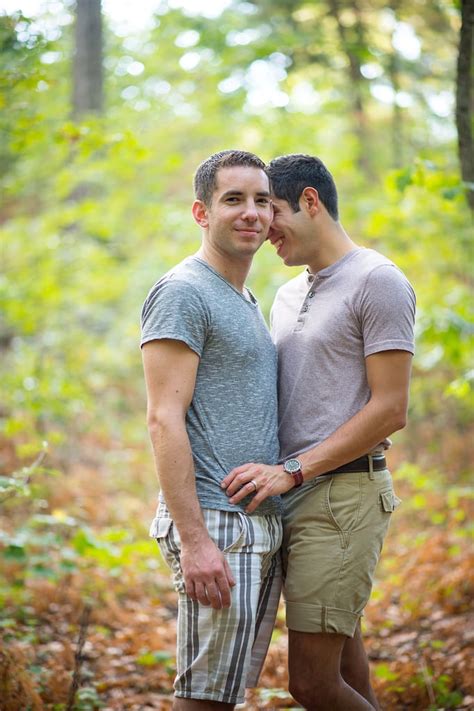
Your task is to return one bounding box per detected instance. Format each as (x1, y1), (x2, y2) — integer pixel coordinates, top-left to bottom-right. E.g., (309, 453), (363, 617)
(358, 265), (416, 357)
(140, 277), (209, 356)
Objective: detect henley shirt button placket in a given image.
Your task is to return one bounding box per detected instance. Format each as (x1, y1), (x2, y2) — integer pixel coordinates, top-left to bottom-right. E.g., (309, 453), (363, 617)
(296, 279), (316, 331)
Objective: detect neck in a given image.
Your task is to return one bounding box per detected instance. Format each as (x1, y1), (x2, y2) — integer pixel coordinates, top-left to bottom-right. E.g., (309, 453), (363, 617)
(307, 222), (358, 274)
(196, 243), (252, 292)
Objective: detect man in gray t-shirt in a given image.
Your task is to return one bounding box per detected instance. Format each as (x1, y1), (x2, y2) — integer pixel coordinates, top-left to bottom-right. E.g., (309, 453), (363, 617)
(141, 150), (282, 709)
(223, 155), (415, 711)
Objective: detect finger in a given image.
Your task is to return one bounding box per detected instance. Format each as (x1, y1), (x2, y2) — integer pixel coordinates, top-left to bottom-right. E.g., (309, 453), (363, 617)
(185, 579), (197, 601)
(221, 463), (253, 487)
(245, 491), (269, 514)
(205, 582), (223, 610)
(227, 472), (259, 497)
(228, 479), (258, 504)
(215, 576), (232, 608)
(223, 558), (236, 587)
(194, 582), (210, 607)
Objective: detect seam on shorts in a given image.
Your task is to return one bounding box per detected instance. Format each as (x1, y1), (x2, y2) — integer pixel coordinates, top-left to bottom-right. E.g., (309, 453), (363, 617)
(174, 691), (243, 704)
(286, 600), (360, 637)
(254, 552), (276, 639)
(324, 473), (364, 549)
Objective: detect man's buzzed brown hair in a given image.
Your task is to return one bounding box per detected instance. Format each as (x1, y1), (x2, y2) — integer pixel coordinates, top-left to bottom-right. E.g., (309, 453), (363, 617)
(194, 150), (266, 206)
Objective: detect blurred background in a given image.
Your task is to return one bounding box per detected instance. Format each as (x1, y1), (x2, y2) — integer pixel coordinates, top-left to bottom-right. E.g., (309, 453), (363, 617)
(0, 1), (472, 709)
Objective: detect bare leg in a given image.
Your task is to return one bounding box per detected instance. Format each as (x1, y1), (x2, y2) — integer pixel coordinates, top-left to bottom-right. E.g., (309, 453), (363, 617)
(341, 622), (379, 709)
(288, 630), (376, 710)
(173, 699), (234, 710)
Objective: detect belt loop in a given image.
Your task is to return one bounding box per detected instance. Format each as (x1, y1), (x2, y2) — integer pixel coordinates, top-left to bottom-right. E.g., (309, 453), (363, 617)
(368, 454), (375, 480)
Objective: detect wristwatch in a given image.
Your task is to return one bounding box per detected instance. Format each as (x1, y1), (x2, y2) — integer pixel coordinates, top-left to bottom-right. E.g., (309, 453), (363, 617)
(283, 458), (304, 487)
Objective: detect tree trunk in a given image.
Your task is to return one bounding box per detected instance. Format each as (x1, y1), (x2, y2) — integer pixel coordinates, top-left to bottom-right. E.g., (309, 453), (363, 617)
(389, 50), (403, 169)
(327, 0), (374, 180)
(72, 0), (103, 117)
(456, 0), (474, 210)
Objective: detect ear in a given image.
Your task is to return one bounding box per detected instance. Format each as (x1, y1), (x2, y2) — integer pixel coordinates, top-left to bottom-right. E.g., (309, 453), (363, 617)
(192, 200), (209, 228)
(300, 187), (320, 216)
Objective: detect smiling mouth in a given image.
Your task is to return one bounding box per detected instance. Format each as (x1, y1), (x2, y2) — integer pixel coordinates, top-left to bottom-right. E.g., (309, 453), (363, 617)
(274, 237), (284, 253)
(237, 229), (260, 236)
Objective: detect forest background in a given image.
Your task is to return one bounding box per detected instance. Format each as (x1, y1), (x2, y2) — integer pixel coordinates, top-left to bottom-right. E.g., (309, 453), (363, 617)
(0, 0), (473, 709)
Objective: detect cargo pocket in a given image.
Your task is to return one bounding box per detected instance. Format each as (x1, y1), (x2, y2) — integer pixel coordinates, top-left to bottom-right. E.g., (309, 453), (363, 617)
(152, 517), (178, 566)
(325, 475), (363, 534)
(149, 516), (173, 539)
(151, 517), (185, 593)
(380, 489), (402, 513)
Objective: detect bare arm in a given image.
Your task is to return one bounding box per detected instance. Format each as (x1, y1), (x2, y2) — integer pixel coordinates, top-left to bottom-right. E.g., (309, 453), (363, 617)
(143, 338), (235, 608)
(223, 350), (412, 512)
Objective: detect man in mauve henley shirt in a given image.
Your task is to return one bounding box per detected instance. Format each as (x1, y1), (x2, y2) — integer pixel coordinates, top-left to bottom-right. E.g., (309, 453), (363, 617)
(223, 154), (415, 711)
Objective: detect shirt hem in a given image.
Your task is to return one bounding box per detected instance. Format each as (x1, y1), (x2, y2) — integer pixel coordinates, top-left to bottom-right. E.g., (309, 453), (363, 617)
(140, 331), (202, 356)
(196, 497), (282, 516)
(364, 340), (414, 357)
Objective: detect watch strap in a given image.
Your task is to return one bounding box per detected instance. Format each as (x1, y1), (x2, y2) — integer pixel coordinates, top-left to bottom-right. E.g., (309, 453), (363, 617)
(289, 468), (304, 487)
(284, 459), (304, 487)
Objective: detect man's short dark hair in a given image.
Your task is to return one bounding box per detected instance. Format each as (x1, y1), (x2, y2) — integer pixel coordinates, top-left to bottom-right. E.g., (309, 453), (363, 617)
(194, 150), (266, 206)
(266, 154), (339, 221)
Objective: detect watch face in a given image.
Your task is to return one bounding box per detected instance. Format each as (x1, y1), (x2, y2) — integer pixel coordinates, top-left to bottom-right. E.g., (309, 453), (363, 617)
(285, 459), (301, 473)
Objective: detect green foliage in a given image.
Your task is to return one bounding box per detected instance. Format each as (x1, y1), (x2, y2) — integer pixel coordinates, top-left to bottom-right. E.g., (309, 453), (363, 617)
(73, 686), (104, 710)
(0, 1), (469, 455)
(136, 649), (174, 672)
(416, 670), (464, 710)
(257, 687), (293, 701)
(375, 663), (399, 682)
(0, 5), (471, 706)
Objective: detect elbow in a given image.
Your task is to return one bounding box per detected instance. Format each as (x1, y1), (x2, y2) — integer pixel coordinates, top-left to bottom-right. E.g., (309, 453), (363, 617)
(146, 408), (169, 436)
(147, 406), (185, 436)
(392, 414), (407, 433)
(389, 403), (408, 433)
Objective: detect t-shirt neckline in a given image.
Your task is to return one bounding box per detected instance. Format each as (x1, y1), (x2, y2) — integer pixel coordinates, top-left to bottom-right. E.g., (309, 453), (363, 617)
(191, 256), (258, 307)
(306, 247), (366, 285)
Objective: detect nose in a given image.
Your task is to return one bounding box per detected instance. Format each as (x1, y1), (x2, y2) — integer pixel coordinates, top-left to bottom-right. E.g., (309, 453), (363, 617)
(241, 200), (258, 221)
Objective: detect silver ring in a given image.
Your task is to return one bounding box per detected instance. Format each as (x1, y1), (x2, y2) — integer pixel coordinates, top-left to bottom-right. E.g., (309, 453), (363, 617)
(250, 479), (258, 492)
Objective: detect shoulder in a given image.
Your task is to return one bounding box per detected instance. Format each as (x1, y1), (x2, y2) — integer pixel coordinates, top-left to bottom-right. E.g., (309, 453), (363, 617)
(351, 252), (416, 327)
(141, 260), (209, 323)
(144, 260), (203, 303)
(355, 250), (415, 299)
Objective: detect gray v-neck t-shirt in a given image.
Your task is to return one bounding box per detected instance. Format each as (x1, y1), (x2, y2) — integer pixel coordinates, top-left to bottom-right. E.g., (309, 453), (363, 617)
(141, 256), (281, 515)
(271, 248), (416, 462)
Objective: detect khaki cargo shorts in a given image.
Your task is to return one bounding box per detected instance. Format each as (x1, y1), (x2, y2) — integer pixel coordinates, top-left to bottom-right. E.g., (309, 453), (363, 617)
(282, 468), (400, 637)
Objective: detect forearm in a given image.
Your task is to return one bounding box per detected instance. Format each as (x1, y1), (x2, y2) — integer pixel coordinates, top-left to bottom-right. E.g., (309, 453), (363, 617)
(299, 397), (406, 481)
(148, 414), (208, 545)
(224, 352), (412, 512)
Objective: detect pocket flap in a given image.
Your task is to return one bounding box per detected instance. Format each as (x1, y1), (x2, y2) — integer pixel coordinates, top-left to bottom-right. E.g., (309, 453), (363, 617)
(149, 517), (173, 539)
(380, 489), (402, 513)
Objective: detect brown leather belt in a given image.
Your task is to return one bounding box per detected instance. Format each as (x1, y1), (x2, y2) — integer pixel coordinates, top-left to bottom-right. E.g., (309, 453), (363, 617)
(325, 455), (387, 476)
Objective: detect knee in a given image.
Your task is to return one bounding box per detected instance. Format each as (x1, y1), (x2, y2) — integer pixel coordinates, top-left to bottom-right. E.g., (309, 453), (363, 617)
(340, 651), (370, 691)
(341, 654), (366, 681)
(289, 675), (335, 709)
(289, 677), (314, 708)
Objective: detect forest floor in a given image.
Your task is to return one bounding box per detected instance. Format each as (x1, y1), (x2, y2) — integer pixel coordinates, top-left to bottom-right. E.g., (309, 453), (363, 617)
(0, 436), (473, 711)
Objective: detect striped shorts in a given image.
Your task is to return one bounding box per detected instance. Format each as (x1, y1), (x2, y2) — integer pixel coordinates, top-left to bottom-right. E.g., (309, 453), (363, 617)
(151, 503), (283, 705)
